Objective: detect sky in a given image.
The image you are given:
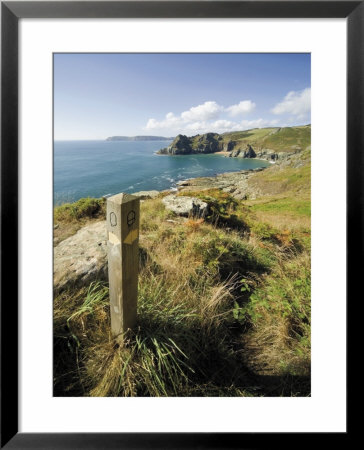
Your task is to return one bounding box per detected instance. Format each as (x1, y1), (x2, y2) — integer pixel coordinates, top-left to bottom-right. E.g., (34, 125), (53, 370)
(54, 53), (311, 140)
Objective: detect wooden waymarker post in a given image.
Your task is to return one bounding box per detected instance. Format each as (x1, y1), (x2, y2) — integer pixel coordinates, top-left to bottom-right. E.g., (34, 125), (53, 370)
(106, 193), (140, 344)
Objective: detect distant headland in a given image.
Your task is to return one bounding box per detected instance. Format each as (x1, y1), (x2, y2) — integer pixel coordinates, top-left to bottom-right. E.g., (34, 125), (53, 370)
(106, 135), (174, 141)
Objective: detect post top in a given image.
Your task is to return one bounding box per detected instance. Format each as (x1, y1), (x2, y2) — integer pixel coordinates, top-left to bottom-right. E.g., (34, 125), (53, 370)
(107, 192), (138, 205)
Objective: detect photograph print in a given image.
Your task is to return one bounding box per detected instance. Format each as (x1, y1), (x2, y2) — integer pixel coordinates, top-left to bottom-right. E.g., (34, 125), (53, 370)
(53, 53), (311, 397)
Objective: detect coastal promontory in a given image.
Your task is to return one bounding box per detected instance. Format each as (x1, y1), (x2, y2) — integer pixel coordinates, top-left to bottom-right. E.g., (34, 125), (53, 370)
(157, 125), (311, 162)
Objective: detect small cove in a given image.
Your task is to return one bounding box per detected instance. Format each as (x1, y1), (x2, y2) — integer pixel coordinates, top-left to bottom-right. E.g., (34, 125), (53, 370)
(54, 140), (270, 204)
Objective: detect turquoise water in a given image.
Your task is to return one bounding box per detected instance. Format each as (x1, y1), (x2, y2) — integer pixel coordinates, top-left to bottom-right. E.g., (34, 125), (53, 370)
(54, 140), (270, 204)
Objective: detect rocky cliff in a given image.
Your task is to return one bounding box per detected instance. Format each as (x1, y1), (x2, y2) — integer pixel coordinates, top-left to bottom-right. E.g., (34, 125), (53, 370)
(230, 144), (256, 158)
(158, 134), (294, 161)
(158, 134), (194, 155)
(158, 133), (220, 155)
(157, 125), (310, 159)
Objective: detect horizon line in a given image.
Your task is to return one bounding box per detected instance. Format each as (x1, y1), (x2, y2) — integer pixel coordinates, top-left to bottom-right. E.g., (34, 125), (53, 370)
(54, 123), (311, 141)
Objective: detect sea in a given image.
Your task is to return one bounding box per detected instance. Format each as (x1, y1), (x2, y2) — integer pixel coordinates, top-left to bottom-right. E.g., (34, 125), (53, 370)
(54, 140), (270, 205)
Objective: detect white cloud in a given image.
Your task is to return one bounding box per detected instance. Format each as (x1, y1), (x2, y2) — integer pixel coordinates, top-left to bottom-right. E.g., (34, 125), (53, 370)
(184, 119), (242, 134)
(226, 100), (256, 116)
(185, 121), (208, 131)
(146, 112), (182, 130)
(241, 118), (279, 129)
(272, 88), (311, 118)
(145, 118), (159, 129)
(145, 99), (276, 135)
(145, 102), (223, 131)
(181, 101), (223, 122)
(211, 119), (239, 129)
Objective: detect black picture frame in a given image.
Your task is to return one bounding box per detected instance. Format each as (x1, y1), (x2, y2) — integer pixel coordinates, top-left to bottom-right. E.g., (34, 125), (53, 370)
(1, 1), (359, 448)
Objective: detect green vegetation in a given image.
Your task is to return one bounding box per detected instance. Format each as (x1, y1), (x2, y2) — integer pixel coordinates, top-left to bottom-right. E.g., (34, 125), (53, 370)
(249, 163), (311, 195)
(250, 197), (310, 217)
(54, 147), (311, 397)
(54, 197), (106, 222)
(221, 125), (311, 153)
(224, 127), (277, 142)
(240, 252), (311, 377)
(261, 126), (311, 151)
(243, 154), (311, 236)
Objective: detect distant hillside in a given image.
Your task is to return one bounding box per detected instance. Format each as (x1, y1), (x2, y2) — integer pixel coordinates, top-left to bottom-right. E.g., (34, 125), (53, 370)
(157, 125), (311, 161)
(223, 125), (311, 152)
(106, 135), (174, 141)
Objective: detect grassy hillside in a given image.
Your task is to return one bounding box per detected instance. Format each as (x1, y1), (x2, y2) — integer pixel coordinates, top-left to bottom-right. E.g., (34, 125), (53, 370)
(220, 124), (311, 152)
(54, 150), (311, 397)
(245, 147), (311, 230)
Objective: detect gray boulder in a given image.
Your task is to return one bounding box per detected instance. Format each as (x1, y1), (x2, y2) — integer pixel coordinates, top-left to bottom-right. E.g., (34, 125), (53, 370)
(132, 190), (160, 200)
(162, 195), (209, 217)
(229, 145), (256, 158)
(54, 221), (107, 293)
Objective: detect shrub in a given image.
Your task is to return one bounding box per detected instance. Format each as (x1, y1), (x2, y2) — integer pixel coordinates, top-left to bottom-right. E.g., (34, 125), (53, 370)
(179, 189), (249, 230)
(54, 197), (106, 222)
(192, 229), (273, 280)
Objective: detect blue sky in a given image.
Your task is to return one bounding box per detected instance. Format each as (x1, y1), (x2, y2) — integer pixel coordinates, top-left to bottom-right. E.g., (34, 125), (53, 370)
(54, 53), (310, 140)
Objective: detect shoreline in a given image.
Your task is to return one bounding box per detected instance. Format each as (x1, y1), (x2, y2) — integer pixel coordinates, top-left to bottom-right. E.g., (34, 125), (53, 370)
(172, 166), (266, 191)
(156, 149), (275, 164)
(213, 150), (230, 156)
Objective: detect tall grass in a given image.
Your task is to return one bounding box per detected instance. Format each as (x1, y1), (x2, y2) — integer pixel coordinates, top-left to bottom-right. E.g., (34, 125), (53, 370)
(240, 251), (311, 377)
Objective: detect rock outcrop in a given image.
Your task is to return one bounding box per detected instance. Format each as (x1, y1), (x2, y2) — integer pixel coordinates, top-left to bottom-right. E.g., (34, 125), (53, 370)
(256, 150), (279, 161)
(158, 133), (219, 155)
(194, 133), (219, 153)
(177, 170), (262, 200)
(228, 146), (299, 162)
(162, 195), (209, 217)
(229, 144), (256, 158)
(158, 134), (193, 155)
(224, 140), (236, 151)
(242, 144), (257, 158)
(132, 190), (160, 200)
(54, 221), (107, 293)
(254, 149), (299, 161)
